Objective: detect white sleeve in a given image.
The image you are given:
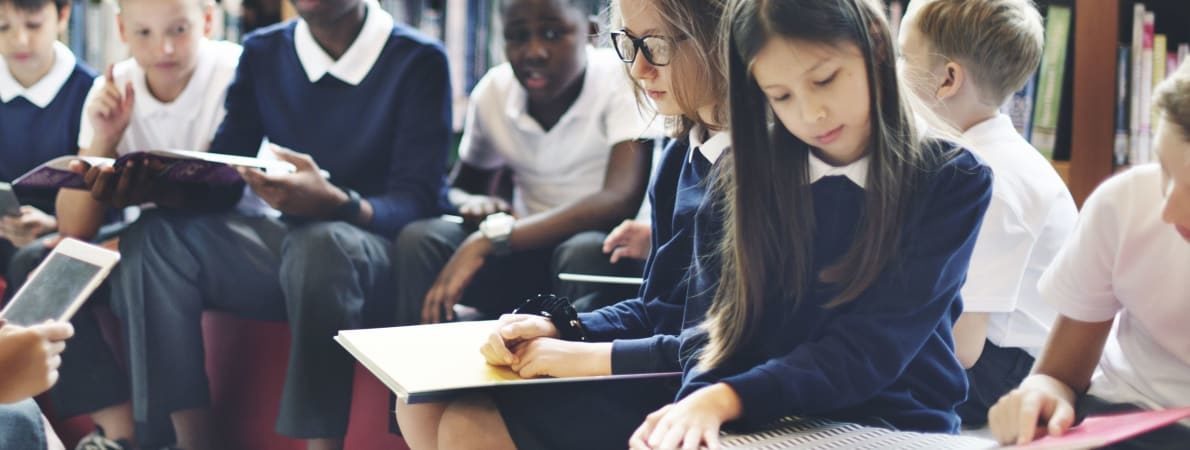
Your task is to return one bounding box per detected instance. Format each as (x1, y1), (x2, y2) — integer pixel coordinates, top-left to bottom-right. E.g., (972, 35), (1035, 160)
(457, 73), (505, 170)
(1038, 174), (1127, 322)
(76, 76), (106, 150)
(961, 193), (1036, 313)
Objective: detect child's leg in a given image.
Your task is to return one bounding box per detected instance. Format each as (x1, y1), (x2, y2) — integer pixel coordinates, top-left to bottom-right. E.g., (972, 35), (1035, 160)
(393, 218), (470, 324)
(89, 402), (135, 442)
(171, 408), (224, 450)
(42, 413), (65, 450)
(438, 394), (516, 450)
(394, 399), (449, 449)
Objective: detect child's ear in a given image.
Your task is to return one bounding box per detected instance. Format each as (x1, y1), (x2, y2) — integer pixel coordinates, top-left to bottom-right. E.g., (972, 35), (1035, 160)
(202, 2), (215, 38)
(57, 3), (72, 29)
(935, 61), (964, 101)
(586, 16), (600, 45)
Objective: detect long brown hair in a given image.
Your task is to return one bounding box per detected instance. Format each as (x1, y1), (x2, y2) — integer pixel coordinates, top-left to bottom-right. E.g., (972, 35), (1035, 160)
(609, 0), (728, 136)
(700, 0), (936, 370)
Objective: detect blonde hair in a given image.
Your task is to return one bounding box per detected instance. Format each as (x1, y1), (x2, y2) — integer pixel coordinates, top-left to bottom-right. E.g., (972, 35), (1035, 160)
(609, 0), (728, 137)
(1157, 64), (1190, 141)
(911, 0), (1043, 105)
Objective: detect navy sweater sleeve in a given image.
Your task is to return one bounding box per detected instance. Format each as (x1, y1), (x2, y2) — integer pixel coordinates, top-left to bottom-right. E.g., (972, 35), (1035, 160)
(681, 152), (993, 427)
(365, 46), (451, 235)
(203, 38), (266, 211)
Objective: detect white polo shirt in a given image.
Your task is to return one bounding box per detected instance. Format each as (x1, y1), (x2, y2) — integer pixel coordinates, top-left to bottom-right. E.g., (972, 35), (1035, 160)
(1040, 165), (1190, 410)
(78, 39), (241, 155)
(458, 47), (662, 217)
(960, 114), (1078, 353)
(0, 41), (77, 108)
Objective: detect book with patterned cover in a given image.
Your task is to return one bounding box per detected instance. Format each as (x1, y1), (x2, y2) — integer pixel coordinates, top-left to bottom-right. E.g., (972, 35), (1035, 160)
(13, 150), (295, 190)
(718, 416), (996, 450)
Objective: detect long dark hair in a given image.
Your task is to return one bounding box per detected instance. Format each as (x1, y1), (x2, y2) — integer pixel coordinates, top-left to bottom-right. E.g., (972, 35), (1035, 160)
(700, 0), (933, 370)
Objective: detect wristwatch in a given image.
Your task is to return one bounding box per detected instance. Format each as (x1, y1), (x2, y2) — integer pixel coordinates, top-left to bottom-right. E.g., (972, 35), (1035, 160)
(331, 188), (362, 223)
(479, 212), (515, 256)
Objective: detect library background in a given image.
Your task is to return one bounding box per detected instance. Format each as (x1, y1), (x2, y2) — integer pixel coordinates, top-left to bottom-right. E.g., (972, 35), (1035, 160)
(63, 0), (1190, 206)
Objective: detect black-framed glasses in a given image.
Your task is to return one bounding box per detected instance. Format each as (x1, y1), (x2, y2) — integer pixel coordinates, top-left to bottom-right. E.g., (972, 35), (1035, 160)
(610, 30), (680, 66)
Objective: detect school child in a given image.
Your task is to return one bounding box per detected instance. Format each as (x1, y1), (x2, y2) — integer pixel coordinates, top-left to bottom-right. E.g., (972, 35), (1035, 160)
(988, 64), (1190, 449)
(396, 0), (659, 325)
(897, 0), (1078, 426)
(393, 0), (731, 447)
(0, 0), (93, 272)
(68, 0), (452, 448)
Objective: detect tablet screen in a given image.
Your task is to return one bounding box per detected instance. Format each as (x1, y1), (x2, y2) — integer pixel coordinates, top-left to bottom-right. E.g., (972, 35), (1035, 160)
(2, 253), (104, 326)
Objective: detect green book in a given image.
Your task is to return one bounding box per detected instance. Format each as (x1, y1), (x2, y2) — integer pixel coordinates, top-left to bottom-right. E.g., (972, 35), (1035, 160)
(1030, 5), (1072, 159)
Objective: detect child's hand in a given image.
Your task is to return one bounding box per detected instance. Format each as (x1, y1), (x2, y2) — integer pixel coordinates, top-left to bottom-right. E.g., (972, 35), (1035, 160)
(0, 206), (57, 247)
(73, 159), (180, 209)
(458, 195), (511, 225)
(603, 219), (652, 263)
(238, 145), (347, 218)
(988, 374), (1078, 445)
(421, 232), (493, 323)
(629, 383), (741, 450)
(510, 338), (611, 378)
(0, 321), (75, 404)
(479, 314), (558, 366)
(85, 65), (135, 157)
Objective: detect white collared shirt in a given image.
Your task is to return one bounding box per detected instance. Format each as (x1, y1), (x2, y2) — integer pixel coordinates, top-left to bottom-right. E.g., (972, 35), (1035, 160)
(77, 39), (242, 155)
(808, 151), (869, 188)
(961, 114), (1077, 352)
(0, 42), (78, 108)
(458, 47), (663, 217)
(1040, 165), (1190, 411)
(688, 126), (730, 164)
(294, 0), (392, 85)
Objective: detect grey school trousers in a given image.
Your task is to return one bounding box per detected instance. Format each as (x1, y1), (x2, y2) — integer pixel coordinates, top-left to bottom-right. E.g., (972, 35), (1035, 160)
(110, 210), (395, 439)
(0, 399), (49, 450)
(392, 217), (642, 324)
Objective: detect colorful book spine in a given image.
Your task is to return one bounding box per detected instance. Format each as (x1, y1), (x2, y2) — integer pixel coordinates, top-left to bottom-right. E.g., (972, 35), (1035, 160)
(1029, 5), (1072, 159)
(1129, 4), (1145, 166)
(1137, 12), (1154, 165)
(1169, 53), (1180, 81)
(1002, 73), (1037, 141)
(1153, 34), (1167, 130)
(1115, 46), (1130, 166)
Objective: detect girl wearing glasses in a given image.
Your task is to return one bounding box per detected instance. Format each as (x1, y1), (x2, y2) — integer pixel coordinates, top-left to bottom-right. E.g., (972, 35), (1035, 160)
(628, 0), (995, 447)
(394, 0), (732, 448)
(988, 64), (1190, 449)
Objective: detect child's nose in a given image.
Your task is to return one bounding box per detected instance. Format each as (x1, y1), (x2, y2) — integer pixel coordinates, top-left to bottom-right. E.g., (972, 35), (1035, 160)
(629, 54), (655, 79)
(162, 39), (175, 55)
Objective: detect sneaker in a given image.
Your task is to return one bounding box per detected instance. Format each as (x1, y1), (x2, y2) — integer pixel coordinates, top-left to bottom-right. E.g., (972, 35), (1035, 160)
(74, 426), (132, 450)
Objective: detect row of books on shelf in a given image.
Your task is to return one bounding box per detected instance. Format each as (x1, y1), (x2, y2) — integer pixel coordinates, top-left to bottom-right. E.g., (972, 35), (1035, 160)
(1115, 3), (1188, 167)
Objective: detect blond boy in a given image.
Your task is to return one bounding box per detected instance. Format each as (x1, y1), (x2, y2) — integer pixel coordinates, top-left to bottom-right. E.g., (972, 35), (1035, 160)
(899, 0), (1079, 427)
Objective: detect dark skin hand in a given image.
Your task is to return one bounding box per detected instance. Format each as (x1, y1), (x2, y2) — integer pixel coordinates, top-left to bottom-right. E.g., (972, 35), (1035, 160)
(69, 158), (185, 209)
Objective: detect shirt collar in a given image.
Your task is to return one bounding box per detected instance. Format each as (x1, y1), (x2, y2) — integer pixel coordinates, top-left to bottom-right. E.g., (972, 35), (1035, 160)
(808, 151), (869, 188)
(504, 46), (598, 132)
(295, 0), (393, 86)
(688, 125), (730, 164)
(0, 41), (77, 108)
(134, 39), (219, 119)
(961, 113), (1016, 145)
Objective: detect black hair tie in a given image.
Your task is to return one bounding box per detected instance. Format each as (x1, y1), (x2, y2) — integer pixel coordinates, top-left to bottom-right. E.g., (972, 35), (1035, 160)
(511, 294), (587, 342)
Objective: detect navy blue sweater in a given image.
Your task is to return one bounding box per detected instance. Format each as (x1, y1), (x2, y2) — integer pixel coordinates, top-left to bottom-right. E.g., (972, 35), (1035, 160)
(1, 63), (95, 211)
(676, 141), (992, 433)
(578, 138), (721, 374)
(211, 21), (451, 235)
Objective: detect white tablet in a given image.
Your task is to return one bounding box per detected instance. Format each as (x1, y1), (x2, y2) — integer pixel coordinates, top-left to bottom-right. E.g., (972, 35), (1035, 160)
(0, 238), (120, 326)
(0, 182), (20, 217)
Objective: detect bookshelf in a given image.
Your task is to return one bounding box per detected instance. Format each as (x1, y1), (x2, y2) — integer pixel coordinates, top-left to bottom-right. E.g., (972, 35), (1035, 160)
(1066, 0), (1190, 206)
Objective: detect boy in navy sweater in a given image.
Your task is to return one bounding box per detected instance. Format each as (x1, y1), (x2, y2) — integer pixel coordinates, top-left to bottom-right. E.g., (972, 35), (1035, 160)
(0, 0), (93, 273)
(72, 0), (451, 448)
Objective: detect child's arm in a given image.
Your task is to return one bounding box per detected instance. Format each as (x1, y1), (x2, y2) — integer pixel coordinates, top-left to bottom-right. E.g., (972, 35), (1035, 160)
(59, 66), (134, 240)
(988, 315), (1112, 445)
(55, 187), (105, 241)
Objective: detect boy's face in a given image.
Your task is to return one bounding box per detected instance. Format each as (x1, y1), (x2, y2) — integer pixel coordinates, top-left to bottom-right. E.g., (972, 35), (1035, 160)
(502, 0), (589, 105)
(118, 0), (209, 87)
(752, 38), (873, 166)
(1155, 120), (1190, 242)
(290, 0), (362, 26)
(0, 3), (68, 82)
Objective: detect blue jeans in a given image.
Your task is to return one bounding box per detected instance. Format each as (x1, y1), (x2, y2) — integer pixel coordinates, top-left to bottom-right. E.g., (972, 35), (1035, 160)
(0, 399), (48, 450)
